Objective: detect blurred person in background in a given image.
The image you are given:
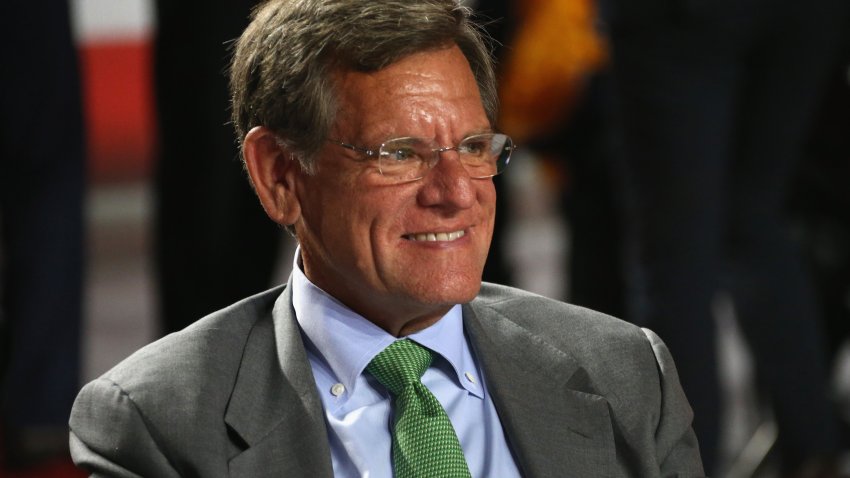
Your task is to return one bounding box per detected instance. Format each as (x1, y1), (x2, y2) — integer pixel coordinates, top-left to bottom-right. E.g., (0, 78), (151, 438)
(0, 1), (86, 476)
(601, 0), (850, 474)
(495, 0), (625, 318)
(153, 0), (285, 335)
(790, 27), (850, 452)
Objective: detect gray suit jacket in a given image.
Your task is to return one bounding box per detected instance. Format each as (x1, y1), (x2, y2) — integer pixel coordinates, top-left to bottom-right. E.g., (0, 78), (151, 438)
(70, 281), (704, 477)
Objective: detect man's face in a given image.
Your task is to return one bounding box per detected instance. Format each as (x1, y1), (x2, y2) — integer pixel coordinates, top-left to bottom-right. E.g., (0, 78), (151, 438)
(292, 45), (496, 335)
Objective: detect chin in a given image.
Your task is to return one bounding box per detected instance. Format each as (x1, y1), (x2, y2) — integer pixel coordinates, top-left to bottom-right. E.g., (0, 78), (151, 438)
(408, 275), (482, 306)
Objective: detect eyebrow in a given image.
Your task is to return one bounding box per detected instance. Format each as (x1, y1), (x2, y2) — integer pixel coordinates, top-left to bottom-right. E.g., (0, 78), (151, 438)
(348, 126), (497, 149)
(462, 127), (494, 137)
(388, 128), (497, 144)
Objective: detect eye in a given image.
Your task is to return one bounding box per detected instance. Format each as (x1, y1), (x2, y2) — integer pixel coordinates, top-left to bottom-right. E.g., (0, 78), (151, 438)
(381, 137), (429, 163)
(459, 137), (490, 156)
(383, 146), (419, 162)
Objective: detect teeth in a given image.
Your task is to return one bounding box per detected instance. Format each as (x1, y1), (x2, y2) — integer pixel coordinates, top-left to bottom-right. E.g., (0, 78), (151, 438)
(407, 230), (465, 242)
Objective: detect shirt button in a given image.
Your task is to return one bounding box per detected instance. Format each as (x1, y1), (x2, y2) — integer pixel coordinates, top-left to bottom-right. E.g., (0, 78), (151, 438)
(331, 383), (345, 397)
(464, 372), (476, 384)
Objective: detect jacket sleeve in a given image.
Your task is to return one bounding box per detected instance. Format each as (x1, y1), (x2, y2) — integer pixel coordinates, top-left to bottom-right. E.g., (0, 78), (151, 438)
(69, 377), (182, 478)
(641, 328), (707, 478)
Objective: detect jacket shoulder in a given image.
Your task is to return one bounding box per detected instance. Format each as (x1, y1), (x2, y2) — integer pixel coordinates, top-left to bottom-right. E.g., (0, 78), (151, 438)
(471, 283), (702, 475)
(473, 282), (644, 346)
(70, 286), (286, 472)
(471, 282), (662, 422)
(100, 286), (284, 395)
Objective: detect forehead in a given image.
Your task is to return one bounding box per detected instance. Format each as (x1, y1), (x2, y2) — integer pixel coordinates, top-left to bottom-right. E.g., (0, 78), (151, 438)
(331, 45), (489, 141)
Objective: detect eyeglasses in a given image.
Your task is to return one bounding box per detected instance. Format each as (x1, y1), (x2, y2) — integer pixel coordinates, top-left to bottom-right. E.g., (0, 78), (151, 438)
(330, 133), (515, 183)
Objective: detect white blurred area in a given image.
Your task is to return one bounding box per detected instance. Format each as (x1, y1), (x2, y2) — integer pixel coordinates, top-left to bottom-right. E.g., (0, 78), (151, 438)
(70, 0), (155, 43)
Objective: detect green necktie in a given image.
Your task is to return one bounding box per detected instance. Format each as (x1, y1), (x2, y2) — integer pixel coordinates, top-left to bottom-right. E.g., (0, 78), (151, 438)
(366, 339), (472, 478)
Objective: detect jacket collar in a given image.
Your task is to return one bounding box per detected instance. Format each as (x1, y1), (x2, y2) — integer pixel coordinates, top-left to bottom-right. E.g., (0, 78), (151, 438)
(224, 279), (334, 477)
(463, 300), (617, 477)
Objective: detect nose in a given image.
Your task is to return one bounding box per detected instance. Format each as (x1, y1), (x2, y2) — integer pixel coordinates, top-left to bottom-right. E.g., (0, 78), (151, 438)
(416, 149), (477, 211)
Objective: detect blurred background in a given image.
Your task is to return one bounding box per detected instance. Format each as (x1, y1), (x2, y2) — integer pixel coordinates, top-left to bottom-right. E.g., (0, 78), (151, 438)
(1, 0), (848, 476)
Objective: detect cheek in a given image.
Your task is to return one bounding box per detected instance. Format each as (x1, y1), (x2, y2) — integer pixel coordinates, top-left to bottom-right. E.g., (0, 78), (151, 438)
(344, 189), (412, 254)
(479, 181), (498, 217)
(298, 177), (358, 251)
(478, 183), (497, 248)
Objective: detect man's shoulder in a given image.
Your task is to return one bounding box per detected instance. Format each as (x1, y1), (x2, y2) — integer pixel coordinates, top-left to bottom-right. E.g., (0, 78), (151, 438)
(70, 286), (291, 471)
(90, 285), (286, 410)
(470, 284), (703, 475)
(473, 282), (642, 343)
(470, 282), (654, 378)
(470, 283), (671, 439)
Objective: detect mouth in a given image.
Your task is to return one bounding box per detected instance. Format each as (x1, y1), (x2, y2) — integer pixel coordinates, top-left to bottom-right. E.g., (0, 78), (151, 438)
(403, 229), (466, 242)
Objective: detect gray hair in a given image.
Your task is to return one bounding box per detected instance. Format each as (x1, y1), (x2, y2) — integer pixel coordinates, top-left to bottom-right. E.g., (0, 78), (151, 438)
(229, 0), (498, 172)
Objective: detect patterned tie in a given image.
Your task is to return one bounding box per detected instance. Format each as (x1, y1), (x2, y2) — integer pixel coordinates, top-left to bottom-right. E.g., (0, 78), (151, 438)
(366, 339), (472, 478)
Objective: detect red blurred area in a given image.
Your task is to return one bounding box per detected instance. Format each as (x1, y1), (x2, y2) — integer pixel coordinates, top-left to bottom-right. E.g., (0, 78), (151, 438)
(79, 40), (156, 183)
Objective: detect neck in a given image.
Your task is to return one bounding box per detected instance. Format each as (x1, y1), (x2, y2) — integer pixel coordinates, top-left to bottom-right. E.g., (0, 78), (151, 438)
(346, 299), (451, 337)
(377, 312), (446, 337)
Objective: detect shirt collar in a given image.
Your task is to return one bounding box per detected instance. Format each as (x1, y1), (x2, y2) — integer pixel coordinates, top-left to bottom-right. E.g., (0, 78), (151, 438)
(290, 247), (483, 399)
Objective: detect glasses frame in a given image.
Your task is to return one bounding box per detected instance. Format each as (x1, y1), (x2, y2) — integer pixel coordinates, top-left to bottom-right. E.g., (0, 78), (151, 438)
(330, 133), (515, 183)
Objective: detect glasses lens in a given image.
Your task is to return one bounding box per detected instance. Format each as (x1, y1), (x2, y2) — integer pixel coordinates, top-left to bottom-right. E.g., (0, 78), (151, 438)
(458, 133), (512, 178)
(376, 134), (514, 182)
(378, 137), (432, 181)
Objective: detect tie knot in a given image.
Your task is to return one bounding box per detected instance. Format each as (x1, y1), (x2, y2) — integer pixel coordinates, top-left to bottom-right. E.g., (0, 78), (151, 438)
(366, 339), (433, 396)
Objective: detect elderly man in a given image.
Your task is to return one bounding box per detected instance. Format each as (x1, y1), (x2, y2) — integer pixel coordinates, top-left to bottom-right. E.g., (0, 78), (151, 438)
(69, 0), (704, 476)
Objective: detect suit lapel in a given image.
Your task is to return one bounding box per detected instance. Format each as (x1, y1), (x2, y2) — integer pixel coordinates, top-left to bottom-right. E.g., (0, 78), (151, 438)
(464, 302), (617, 477)
(224, 281), (334, 477)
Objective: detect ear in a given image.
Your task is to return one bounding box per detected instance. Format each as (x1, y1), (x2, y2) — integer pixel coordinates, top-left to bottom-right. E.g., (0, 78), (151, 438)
(242, 126), (302, 226)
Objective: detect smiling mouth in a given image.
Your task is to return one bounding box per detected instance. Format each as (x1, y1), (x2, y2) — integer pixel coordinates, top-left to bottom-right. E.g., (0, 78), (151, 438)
(404, 230), (466, 242)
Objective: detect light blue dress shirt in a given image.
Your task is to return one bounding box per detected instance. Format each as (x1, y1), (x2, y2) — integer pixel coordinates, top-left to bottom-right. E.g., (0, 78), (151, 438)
(291, 251), (522, 478)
